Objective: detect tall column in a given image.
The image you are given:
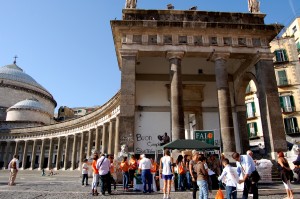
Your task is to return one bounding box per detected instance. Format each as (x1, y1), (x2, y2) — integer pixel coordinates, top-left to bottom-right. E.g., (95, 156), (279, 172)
(79, 132), (86, 170)
(102, 123), (109, 153)
(47, 138), (54, 169)
(30, 140), (37, 170)
(64, 136), (70, 170)
(167, 51), (185, 140)
(95, 127), (101, 152)
(22, 141), (28, 170)
(87, 129), (93, 158)
(213, 53), (236, 155)
(184, 113), (191, 139)
(236, 106), (249, 154)
(39, 139), (45, 170)
(3, 141), (11, 169)
(256, 56), (287, 159)
(108, 120), (115, 155)
(119, 50), (137, 152)
(56, 137), (62, 170)
(71, 134), (78, 170)
(14, 141), (20, 156)
(114, 116), (120, 158)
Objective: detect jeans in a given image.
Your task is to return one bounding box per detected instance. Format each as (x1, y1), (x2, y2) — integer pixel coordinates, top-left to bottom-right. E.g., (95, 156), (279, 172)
(197, 180), (208, 199)
(178, 174), (185, 190)
(242, 178), (258, 199)
(91, 173), (98, 189)
(122, 172), (129, 189)
(225, 186), (237, 199)
(186, 172), (191, 189)
(141, 169), (152, 193)
(82, 174), (88, 185)
(99, 173), (111, 194)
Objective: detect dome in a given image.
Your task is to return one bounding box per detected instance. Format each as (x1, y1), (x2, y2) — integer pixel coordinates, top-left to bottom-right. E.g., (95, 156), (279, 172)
(0, 63), (50, 94)
(7, 98), (48, 114)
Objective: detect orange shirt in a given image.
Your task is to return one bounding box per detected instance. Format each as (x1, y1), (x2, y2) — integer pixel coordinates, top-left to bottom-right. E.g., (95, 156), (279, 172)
(129, 159), (137, 170)
(120, 161), (129, 172)
(92, 160), (99, 174)
(150, 162), (158, 173)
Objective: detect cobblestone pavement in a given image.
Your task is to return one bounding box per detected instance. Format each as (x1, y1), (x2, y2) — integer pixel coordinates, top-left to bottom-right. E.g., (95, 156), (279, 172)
(0, 171), (299, 199)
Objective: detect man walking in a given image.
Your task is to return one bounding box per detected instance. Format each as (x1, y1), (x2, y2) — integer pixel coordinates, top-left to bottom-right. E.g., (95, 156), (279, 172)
(96, 154), (111, 195)
(232, 152), (258, 199)
(8, 155), (19, 186)
(138, 154), (152, 193)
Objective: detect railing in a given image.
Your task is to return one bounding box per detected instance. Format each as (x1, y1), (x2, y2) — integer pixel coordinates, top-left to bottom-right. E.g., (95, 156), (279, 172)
(281, 106), (296, 113)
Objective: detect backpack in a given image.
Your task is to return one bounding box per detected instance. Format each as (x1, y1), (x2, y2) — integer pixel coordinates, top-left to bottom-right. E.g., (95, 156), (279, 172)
(178, 163), (185, 175)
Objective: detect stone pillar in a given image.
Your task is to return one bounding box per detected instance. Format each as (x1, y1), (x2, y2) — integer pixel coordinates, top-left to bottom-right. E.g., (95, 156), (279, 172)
(95, 127), (101, 152)
(213, 53), (236, 155)
(255, 56), (287, 159)
(87, 129), (93, 158)
(102, 123), (109, 153)
(108, 119), (115, 155)
(48, 138), (54, 170)
(71, 134), (78, 170)
(64, 136), (70, 170)
(14, 141), (19, 156)
(56, 137), (62, 170)
(167, 51), (185, 141)
(3, 141), (11, 169)
(39, 139), (45, 170)
(184, 113), (191, 139)
(119, 50), (137, 152)
(22, 141), (28, 170)
(114, 116), (120, 158)
(236, 105), (249, 154)
(79, 132), (86, 170)
(30, 140), (37, 170)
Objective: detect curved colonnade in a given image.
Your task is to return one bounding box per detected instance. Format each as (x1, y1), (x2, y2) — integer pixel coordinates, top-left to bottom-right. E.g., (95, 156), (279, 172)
(0, 92), (121, 170)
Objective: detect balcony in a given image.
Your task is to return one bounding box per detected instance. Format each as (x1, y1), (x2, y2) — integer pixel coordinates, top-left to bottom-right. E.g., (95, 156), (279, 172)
(285, 128), (300, 135)
(277, 79), (292, 87)
(247, 112), (259, 119)
(281, 106), (296, 113)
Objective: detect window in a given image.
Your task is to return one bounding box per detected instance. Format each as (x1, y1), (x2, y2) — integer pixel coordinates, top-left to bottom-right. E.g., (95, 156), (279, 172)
(247, 122), (258, 138)
(238, 38), (246, 46)
(246, 102), (256, 118)
(224, 37), (232, 46)
(284, 117), (299, 134)
(178, 36), (187, 44)
(279, 95), (295, 113)
(132, 35), (142, 43)
(164, 35), (172, 44)
(277, 70), (288, 86)
(194, 36), (203, 46)
(148, 35), (157, 44)
(210, 37), (218, 45)
(292, 25), (297, 34)
(274, 49), (288, 62)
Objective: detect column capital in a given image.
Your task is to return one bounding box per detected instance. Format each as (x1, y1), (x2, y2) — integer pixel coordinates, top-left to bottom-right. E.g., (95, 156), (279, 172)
(166, 51), (185, 60)
(120, 49), (138, 58)
(257, 52), (274, 61)
(211, 52), (230, 62)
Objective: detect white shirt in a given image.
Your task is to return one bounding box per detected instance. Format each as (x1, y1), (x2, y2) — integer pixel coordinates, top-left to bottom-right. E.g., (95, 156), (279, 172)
(161, 156), (172, 175)
(8, 158), (19, 170)
(218, 165), (239, 187)
(96, 156), (111, 175)
(139, 157), (152, 170)
(82, 163), (88, 174)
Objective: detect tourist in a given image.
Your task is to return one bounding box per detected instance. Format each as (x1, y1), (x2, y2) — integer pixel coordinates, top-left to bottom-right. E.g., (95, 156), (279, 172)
(207, 154), (220, 176)
(277, 151), (294, 199)
(196, 155), (209, 199)
(91, 153), (99, 196)
(120, 156), (130, 191)
(96, 153), (111, 195)
(81, 159), (89, 186)
(176, 155), (186, 191)
(232, 152), (258, 199)
(8, 154), (19, 186)
(184, 155), (191, 190)
(218, 158), (239, 199)
(189, 151), (199, 199)
(109, 155), (117, 190)
(129, 154), (138, 188)
(160, 149), (174, 199)
(138, 154), (152, 193)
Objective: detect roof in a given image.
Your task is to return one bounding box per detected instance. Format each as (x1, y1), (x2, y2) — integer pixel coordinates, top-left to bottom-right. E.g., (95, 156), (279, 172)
(161, 139), (220, 150)
(7, 98), (48, 114)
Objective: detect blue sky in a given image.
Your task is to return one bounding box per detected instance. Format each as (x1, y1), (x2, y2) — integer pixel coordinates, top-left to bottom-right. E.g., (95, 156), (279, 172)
(0, 0), (299, 111)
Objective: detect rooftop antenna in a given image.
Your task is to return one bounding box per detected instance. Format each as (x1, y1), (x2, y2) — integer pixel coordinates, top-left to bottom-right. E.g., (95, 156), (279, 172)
(13, 55), (18, 64)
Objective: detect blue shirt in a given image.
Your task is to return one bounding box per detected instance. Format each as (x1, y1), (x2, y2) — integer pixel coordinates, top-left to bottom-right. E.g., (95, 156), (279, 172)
(236, 155), (256, 176)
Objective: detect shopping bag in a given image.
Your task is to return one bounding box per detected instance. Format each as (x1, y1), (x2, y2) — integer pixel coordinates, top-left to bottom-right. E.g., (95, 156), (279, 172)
(215, 188), (224, 199)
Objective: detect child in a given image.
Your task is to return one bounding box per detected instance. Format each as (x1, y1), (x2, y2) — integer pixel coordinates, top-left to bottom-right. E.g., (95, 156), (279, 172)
(120, 156), (129, 191)
(218, 158), (239, 199)
(82, 159), (89, 186)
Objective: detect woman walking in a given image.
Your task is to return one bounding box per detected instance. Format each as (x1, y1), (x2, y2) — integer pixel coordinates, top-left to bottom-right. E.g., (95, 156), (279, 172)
(189, 151), (199, 199)
(91, 153), (99, 196)
(196, 156), (209, 199)
(120, 157), (130, 191)
(277, 151), (294, 199)
(176, 155), (186, 191)
(160, 149), (174, 199)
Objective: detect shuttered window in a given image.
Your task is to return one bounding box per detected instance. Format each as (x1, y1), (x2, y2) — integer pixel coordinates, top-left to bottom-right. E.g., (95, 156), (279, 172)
(284, 117), (299, 134)
(277, 70), (288, 86)
(274, 49), (288, 62)
(247, 122), (258, 138)
(279, 95), (295, 112)
(246, 102), (256, 118)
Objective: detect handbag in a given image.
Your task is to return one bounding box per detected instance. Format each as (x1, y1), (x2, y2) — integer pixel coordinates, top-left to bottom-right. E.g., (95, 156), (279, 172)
(178, 163), (185, 174)
(250, 170), (261, 183)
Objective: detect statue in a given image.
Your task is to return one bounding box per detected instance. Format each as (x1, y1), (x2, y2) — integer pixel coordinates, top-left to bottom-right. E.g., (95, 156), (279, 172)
(125, 0), (137, 9)
(248, 0), (260, 13)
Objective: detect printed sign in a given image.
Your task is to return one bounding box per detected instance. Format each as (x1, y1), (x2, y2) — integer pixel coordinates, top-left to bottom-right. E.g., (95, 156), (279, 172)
(194, 130), (215, 145)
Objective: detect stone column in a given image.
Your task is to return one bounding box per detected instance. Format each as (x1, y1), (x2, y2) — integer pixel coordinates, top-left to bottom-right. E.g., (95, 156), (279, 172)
(236, 105), (249, 154)
(119, 50), (137, 152)
(79, 132), (86, 170)
(213, 53), (236, 155)
(64, 136), (70, 170)
(71, 134), (78, 170)
(255, 55), (287, 159)
(108, 119), (115, 155)
(3, 141), (11, 169)
(22, 141), (28, 170)
(56, 137), (62, 170)
(39, 139), (45, 170)
(184, 112), (191, 139)
(47, 138), (54, 170)
(14, 141), (19, 156)
(87, 129), (93, 158)
(95, 127), (101, 152)
(167, 51), (185, 140)
(30, 140), (37, 170)
(101, 123), (109, 153)
(114, 116), (120, 158)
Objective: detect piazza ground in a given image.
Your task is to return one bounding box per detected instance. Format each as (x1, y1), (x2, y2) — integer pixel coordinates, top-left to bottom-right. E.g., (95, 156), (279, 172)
(0, 171), (299, 199)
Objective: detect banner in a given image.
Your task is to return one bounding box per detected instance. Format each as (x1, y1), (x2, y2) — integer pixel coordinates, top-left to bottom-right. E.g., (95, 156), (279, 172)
(194, 130), (215, 145)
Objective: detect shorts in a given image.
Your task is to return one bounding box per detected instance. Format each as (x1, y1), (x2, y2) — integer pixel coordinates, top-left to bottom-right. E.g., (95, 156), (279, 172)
(162, 174), (173, 180)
